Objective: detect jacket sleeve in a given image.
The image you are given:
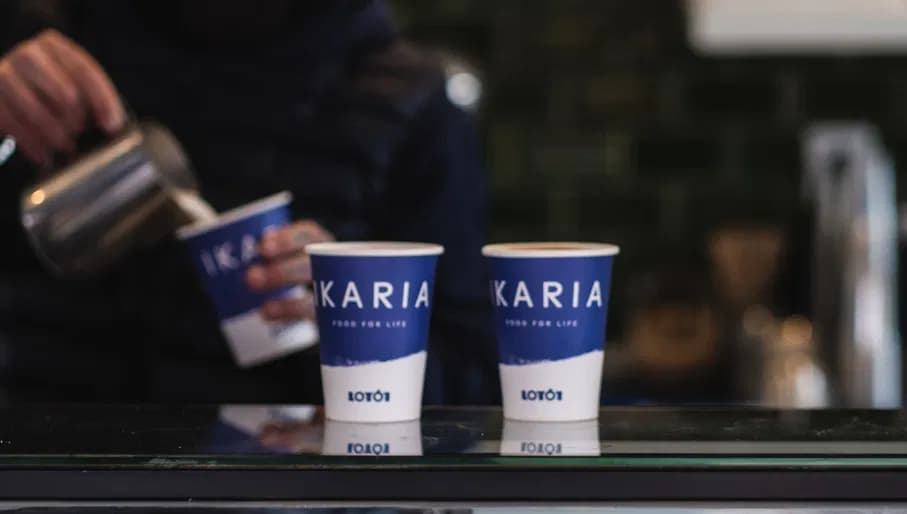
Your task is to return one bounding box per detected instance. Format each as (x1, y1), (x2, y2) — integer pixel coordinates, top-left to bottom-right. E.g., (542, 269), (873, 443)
(0, 1), (23, 52)
(377, 88), (500, 404)
(0, 0), (64, 53)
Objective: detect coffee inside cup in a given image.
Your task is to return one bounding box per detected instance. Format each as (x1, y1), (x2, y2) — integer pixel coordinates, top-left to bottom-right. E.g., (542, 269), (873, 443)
(511, 244), (595, 251)
(306, 241), (444, 257)
(482, 242), (619, 257)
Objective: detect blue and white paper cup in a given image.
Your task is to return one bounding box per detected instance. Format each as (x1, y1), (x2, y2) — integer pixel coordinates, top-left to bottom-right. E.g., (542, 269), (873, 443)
(482, 242), (619, 421)
(307, 242), (444, 422)
(178, 192), (317, 367)
(322, 419), (422, 456)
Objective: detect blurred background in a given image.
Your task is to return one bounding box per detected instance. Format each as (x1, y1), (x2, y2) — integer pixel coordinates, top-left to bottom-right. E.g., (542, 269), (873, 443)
(3, 0), (906, 411)
(390, 0), (907, 408)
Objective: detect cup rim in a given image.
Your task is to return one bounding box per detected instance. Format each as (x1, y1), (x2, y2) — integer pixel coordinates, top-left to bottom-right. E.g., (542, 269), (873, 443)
(482, 242), (620, 258)
(176, 191), (292, 240)
(307, 241), (444, 257)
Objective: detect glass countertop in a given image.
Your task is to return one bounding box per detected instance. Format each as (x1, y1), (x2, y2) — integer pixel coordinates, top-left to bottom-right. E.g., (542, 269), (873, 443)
(3, 406), (907, 502)
(0, 405), (906, 468)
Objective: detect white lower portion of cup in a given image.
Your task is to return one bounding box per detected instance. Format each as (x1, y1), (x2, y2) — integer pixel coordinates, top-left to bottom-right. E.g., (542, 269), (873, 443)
(221, 312), (318, 368)
(321, 351), (426, 423)
(500, 350), (604, 422)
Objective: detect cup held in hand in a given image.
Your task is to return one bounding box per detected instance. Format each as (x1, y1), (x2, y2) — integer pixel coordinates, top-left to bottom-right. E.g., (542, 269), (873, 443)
(178, 191), (318, 367)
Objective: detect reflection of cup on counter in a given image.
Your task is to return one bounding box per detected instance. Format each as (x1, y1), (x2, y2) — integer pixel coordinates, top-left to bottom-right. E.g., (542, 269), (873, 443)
(178, 191), (318, 367)
(308, 242), (444, 423)
(483, 242), (619, 421)
(213, 405), (322, 454)
(322, 419), (422, 456)
(219, 405), (319, 433)
(500, 419), (600, 456)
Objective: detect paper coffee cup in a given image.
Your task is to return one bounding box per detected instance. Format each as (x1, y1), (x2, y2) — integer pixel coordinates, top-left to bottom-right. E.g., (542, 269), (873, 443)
(308, 242), (444, 422)
(178, 192), (318, 367)
(322, 419), (422, 456)
(500, 419), (601, 456)
(482, 242), (619, 421)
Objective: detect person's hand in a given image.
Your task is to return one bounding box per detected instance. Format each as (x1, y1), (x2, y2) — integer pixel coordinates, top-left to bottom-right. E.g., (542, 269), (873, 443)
(245, 220), (334, 322)
(0, 29), (125, 165)
(257, 409), (326, 454)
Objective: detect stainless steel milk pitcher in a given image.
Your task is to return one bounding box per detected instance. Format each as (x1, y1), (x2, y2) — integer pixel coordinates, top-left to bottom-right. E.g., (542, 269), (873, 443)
(20, 121), (198, 276)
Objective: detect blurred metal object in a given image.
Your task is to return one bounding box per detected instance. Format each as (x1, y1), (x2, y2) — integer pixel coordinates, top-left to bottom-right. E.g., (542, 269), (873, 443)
(0, 136), (15, 166)
(760, 314), (829, 408)
(20, 121), (198, 276)
(734, 305), (829, 407)
(435, 49), (483, 114)
(803, 123), (901, 407)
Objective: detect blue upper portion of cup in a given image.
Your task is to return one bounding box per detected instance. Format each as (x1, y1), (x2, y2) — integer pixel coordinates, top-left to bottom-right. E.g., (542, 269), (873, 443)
(180, 192), (295, 320)
(484, 244), (617, 365)
(309, 243), (443, 367)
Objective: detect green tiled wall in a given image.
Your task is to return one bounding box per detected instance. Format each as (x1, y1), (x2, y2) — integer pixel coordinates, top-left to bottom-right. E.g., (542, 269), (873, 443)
(391, 0), (907, 330)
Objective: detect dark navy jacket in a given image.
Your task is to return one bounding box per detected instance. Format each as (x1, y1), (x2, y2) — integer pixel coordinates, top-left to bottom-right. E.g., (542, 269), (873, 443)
(0, 0), (498, 404)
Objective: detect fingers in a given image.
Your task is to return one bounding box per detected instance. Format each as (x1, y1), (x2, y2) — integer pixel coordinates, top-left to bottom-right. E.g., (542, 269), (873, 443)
(258, 422), (302, 451)
(40, 30), (124, 133)
(0, 60), (74, 156)
(244, 220), (333, 322)
(0, 98), (46, 164)
(261, 296), (316, 322)
(260, 220), (334, 258)
(9, 40), (84, 134)
(246, 255), (311, 290)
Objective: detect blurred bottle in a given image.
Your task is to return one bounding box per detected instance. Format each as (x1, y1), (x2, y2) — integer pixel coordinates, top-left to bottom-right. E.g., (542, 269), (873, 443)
(802, 123), (901, 408)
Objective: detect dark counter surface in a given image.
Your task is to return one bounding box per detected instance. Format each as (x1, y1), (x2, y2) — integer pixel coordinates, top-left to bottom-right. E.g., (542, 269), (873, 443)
(1, 405), (906, 501)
